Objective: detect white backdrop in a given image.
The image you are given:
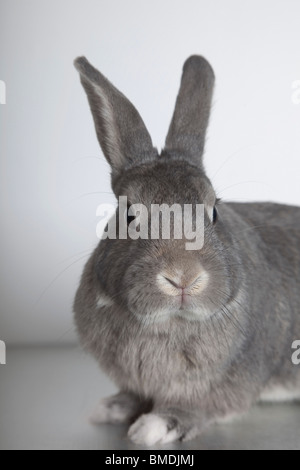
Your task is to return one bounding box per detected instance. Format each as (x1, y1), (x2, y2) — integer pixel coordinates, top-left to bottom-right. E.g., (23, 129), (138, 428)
(0, 0), (300, 344)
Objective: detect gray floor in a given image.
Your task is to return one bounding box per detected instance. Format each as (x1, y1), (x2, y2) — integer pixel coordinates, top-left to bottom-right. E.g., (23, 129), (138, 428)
(0, 346), (299, 450)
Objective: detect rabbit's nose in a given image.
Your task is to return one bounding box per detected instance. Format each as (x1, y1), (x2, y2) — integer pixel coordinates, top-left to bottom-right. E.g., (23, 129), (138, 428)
(164, 276), (184, 290)
(163, 276), (192, 291)
(157, 271), (209, 296)
(164, 274), (204, 291)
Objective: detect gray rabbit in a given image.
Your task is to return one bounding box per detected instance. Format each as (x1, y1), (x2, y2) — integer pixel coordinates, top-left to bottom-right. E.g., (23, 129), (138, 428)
(74, 55), (300, 446)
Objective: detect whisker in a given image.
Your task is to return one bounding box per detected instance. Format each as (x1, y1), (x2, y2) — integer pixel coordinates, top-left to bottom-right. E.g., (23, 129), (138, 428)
(33, 253), (91, 306)
(217, 180), (270, 197)
(57, 248), (95, 265)
(211, 143), (261, 180)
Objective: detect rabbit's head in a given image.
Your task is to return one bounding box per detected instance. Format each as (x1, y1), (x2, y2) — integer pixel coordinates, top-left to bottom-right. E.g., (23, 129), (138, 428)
(75, 56), (240, 323)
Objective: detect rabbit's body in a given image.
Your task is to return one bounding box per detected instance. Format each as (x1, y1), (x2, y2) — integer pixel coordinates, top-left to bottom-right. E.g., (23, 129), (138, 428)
(74, 56), (300, 445)
(75, 201), (300, 415)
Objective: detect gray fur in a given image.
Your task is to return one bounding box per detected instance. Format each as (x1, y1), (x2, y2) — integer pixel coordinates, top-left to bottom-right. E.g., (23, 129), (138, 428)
(74, 56), (300, 445)
(164, 55), (215, 168)
(74, 57), (158, 175)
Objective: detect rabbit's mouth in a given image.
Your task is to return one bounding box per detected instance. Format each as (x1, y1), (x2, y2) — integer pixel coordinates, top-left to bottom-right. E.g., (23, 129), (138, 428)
(132, 304), (212, 325)
(123, 264), (214, 324)
(179, 294), (193, 310)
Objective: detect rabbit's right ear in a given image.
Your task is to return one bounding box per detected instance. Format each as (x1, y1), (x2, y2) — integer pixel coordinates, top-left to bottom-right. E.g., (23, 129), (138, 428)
(74, 57), (157, 175)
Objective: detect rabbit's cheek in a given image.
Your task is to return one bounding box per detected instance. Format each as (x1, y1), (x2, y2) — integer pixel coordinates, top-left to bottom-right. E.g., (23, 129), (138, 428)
(96, 293), (114, 310)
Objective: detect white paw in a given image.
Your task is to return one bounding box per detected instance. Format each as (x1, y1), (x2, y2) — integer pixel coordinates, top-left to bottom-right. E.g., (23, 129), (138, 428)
(128, 414), (179, 446)
(90, 398), (130, 424)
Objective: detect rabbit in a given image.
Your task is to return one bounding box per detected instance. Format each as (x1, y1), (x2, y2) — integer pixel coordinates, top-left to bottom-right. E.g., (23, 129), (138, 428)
(73, 55), (300, 446)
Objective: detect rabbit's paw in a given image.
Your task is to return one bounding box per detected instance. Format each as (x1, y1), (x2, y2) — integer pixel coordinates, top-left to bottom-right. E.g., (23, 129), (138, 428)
(128, 414), (180, 446)
(90, 392), (141, 425)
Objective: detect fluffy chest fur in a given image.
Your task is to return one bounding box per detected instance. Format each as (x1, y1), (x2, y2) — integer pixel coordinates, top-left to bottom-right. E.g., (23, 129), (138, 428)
(77, 284), (246, 407)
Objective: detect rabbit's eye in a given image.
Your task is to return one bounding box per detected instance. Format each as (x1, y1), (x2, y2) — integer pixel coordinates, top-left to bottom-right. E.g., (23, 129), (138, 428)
(213, 207), (218, 224)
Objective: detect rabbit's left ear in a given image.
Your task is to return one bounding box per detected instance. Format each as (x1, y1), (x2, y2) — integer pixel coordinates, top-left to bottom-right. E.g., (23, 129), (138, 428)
(74, 57), (157, 175)
(164, 56), (215, 168)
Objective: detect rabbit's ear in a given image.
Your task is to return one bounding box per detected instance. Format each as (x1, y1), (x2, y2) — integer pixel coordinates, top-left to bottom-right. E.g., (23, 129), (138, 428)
(164, 56), (215, 168)
(74, 57), (157, 174)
